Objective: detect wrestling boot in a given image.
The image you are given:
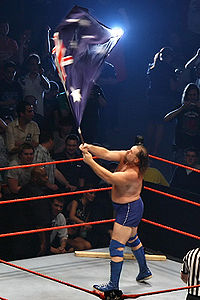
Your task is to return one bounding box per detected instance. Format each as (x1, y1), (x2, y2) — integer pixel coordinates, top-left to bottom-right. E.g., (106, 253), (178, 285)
(93, 261), (123, 292)
(133, 247), (152, 282)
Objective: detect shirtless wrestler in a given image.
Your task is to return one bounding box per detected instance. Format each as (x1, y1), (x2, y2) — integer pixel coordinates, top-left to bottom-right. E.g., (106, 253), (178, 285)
(79, 143), (152, 292)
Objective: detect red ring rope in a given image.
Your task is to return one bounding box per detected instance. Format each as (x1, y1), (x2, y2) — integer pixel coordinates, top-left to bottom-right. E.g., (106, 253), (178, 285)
(0, 217), (199, 241)
(0, 258), (104, 299)
(142, 218), (200, 240)
(149, 154), (200, 173)
(0, 185), (199, 210)
(144, 186), (200, 207)
(0, 154), (199, 173)
(0, 219), (115, 238)
(122, 283), (200, 299)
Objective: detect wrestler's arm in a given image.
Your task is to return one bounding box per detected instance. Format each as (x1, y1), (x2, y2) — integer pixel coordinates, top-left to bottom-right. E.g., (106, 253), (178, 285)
(82, 151), (137, 185)
(80, 143), (125, 162)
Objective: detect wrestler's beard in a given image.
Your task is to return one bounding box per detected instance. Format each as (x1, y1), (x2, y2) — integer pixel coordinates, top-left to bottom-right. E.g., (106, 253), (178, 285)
(116, 156), (136, 171)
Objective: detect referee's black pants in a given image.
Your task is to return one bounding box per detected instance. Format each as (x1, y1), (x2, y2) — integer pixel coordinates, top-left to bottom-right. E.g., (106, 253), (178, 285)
(187, 294), (200, 299)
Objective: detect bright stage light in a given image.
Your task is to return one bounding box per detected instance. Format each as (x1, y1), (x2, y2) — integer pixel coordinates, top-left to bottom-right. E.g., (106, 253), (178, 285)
(111, 27), (124, 37)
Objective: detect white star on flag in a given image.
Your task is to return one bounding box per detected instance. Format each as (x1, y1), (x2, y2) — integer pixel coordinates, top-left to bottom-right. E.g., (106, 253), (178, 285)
(70, 88), (82, 102)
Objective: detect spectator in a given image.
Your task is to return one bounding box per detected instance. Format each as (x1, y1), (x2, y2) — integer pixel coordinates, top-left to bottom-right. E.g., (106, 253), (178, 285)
(24, 95), (47, 130)
(0, 118), (8, 171)
(43, 81), (60, 130)
(164, 83), (200, 162)
(6, 143), (34, 195)
(56, 91), (73, 119)
(19, 53), (50, 116)
(34, 131), (76, 192)
(170, 147), (200, 194)
(97, 61), (118, 141)
(16, 166), (52, 258)
(54, 134), (85, 190)
(52, 116), (75, 155)
(50, 197), (73, 254)
(181, 247), (200, 299)
(68, 187), (95, 250)
(0, 61), (23, 120)
(5, 101), (40, 159)
(18, 28), (33, 65)
(146, 47), (177, 155)
(81, 83), (107, 143)
(144, 166), (169, 186)
(0, 21), (18, 67)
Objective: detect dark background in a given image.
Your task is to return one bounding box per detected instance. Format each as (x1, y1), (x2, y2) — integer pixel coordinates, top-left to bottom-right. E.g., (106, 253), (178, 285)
(1, 0), (199, 175)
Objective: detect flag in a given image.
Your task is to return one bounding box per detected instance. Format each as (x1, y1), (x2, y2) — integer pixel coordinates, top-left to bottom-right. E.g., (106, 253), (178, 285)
(53, 5), (122, 129)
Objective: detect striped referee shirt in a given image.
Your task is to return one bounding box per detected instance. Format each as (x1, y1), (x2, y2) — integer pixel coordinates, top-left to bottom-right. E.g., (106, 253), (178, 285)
(181, 248), (200, 296)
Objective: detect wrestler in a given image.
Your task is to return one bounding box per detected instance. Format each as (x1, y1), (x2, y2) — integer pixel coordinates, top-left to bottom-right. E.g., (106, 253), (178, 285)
(79, 143), (152, 292)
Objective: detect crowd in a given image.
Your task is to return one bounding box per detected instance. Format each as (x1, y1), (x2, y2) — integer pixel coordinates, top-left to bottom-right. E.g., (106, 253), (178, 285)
(0, 18), (199, 283)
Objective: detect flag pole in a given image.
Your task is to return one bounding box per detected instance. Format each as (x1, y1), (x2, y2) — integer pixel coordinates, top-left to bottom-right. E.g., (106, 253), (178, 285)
(78, 127), (85, 144)
(55, 56), (85, 144)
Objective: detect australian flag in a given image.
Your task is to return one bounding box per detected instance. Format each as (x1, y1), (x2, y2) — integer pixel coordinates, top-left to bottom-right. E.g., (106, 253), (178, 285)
(53, 5), (122, 129)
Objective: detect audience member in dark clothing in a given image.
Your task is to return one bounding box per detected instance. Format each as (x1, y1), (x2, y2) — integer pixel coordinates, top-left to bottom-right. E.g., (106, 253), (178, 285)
(43, 80), (60, 130)
(68, 187), (95, 250)
(0, 21), (18, 67)
(54, 134), (85, 190)
(170, 147), (200, 194)
(147, 47), (177, 154)
(164, 83), (200, 162)
(19, 53), (50, 116)
(0, 61), (23, 120)
(52, 116), (75, 155)
(81, 83), (107, 143)
(13, 167), (51, 258)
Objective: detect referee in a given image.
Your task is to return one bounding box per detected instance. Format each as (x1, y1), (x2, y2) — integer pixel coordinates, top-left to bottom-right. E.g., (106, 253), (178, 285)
(181, 248), (200, 299)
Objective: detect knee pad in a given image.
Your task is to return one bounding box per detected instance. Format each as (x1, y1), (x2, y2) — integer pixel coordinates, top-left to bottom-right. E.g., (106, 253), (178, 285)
(126, 234), (141, 248)
(109, 239), (125, 258)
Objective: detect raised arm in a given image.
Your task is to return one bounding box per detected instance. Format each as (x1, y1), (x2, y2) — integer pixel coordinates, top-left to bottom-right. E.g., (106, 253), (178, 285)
(79, 143), (125, 162)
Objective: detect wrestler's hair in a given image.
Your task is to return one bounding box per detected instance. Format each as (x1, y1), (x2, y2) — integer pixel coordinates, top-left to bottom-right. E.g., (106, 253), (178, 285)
(135, 145), (149, 176)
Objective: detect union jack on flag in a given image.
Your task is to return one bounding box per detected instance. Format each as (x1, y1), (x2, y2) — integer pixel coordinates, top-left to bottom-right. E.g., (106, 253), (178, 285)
(52, 32), (74, 83)
(53, 5), (122, 128)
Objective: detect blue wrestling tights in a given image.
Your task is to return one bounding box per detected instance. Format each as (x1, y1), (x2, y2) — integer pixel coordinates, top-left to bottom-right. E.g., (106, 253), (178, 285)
(109, 240), (125, 288)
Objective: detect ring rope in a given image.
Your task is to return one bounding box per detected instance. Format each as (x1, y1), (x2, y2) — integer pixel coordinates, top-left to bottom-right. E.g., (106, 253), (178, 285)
(149, 154), (200, 173)
(0, 187), (112, 205)
(0, 297), (8, 300)
(144, 186), (200, 207)
(122, 283), (200, 299)
(0, 217), (199, 241)
(0, 186), (199, 209)
(0, 157), (91, 172)
(0, 258), (104, 299)
(0, 219), (115, 238)
(0, 154), (199, 173)
(142, 218), (200, 240)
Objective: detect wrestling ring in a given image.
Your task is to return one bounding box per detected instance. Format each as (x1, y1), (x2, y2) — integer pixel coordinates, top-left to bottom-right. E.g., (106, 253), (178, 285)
(0, 153), (199, 300)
